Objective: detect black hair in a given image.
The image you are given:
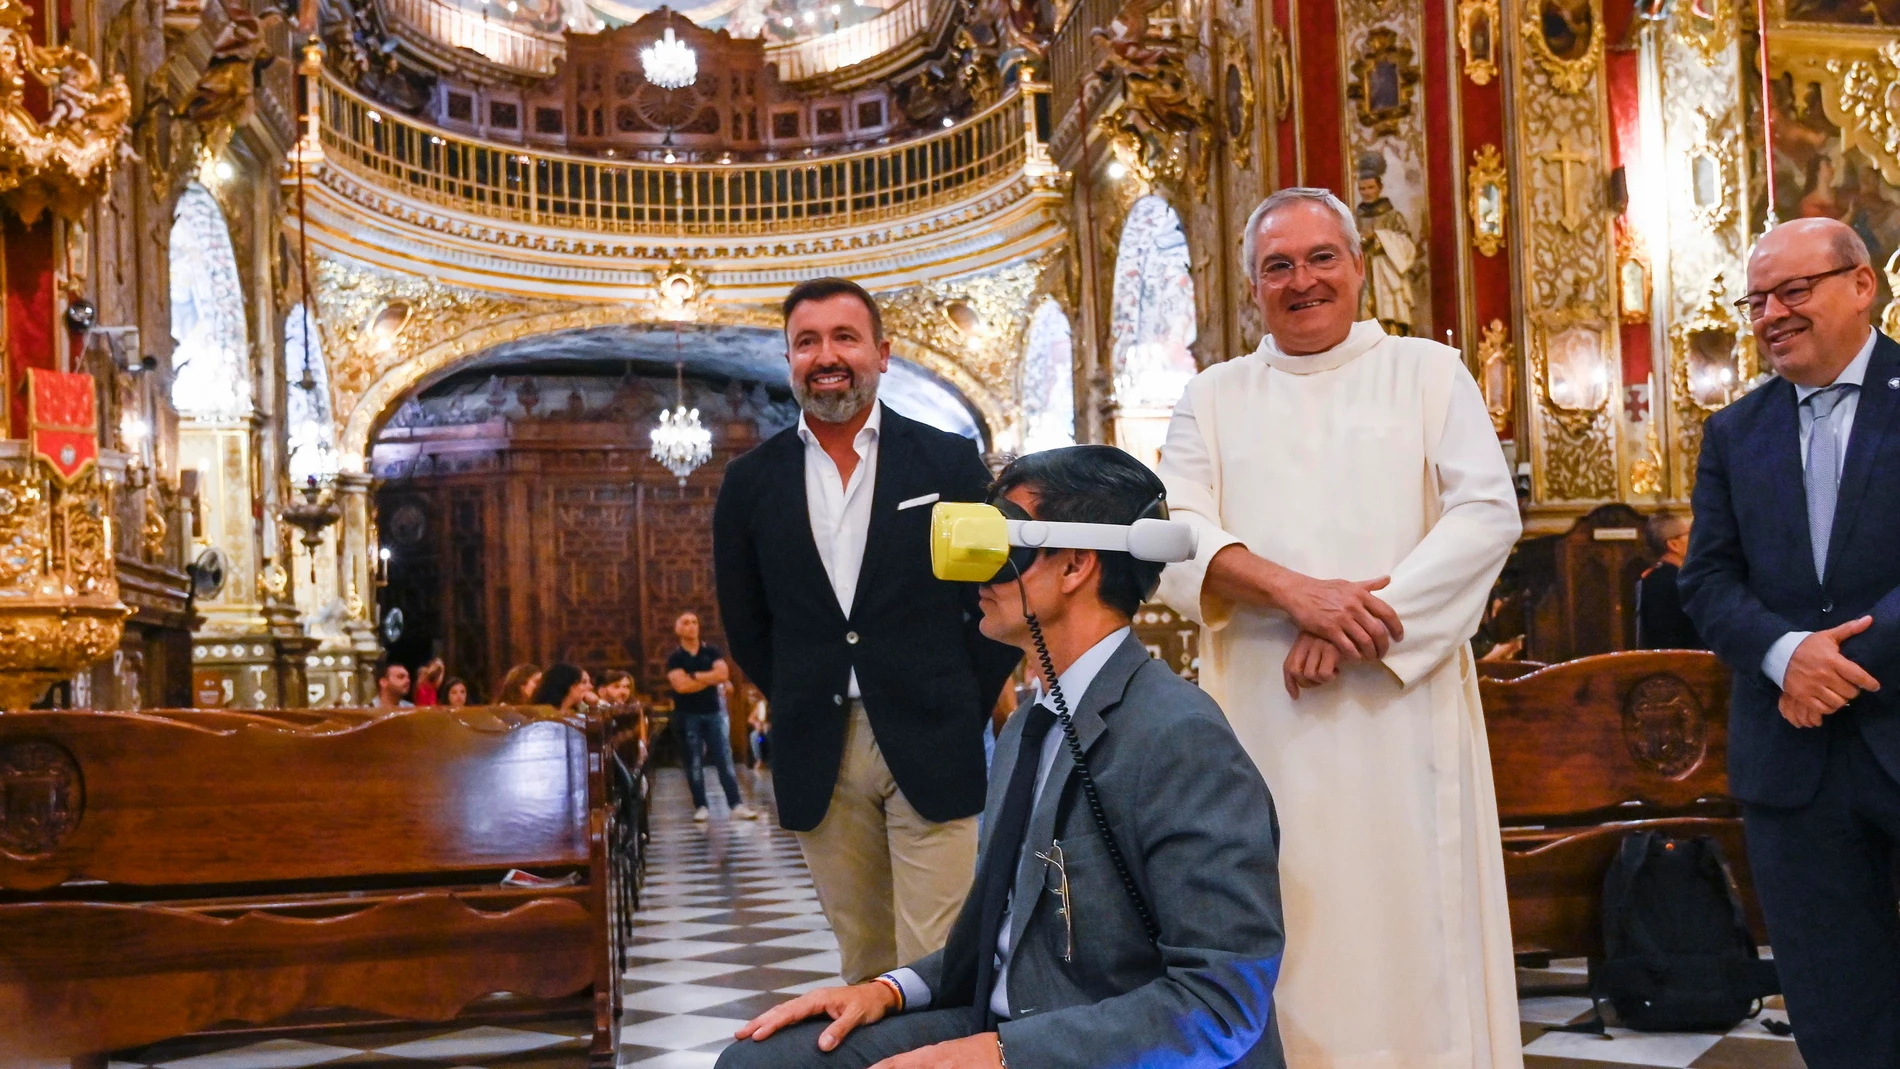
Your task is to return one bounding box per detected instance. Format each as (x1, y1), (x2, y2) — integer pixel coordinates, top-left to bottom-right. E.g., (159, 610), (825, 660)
(989, 445), (1169, 617)
(374, 659), (406, 684)
(781, 277), (884, 343)
(530, 663), (585, 707)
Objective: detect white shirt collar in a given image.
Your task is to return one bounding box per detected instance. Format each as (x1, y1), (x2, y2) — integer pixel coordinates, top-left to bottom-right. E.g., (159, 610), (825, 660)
(1029, 626), (1132, 713)
(1793, 328), (1875, 400)
(797, 400), (883, 450)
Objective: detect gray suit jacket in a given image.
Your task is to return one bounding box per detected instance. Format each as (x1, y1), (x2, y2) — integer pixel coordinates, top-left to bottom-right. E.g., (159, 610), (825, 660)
(904, 633), (1287, 1068)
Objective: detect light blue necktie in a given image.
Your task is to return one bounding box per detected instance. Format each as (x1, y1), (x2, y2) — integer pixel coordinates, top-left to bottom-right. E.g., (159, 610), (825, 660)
(1805, 384), (1855, 582)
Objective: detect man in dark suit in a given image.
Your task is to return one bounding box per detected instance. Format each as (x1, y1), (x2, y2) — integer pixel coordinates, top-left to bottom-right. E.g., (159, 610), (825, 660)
(1680, 217), (1900, 1068)
(717, 446), (1285, 1069)
(714, 277), (1020, 983)
(1635, 510), (1702, 650)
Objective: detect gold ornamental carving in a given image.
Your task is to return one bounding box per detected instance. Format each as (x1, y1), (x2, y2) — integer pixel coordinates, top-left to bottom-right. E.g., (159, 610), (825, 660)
(1090, 0), (1214, 192)
(1265, 25), (1291, 123)
(1675, 0), (1733, 66)
(1668, 274), (1752, 493)
(1682, 111), (1738, 228)
(1538, 135), (1595, 233)
(1458, 0), (1501, 86)
(1347, 29), (1421, 137)
(1217, 24), (1254, 171)
(653, 261), (710, 321)
(1522, 0), (1605, 96)
(0, 457), (129, 708)
(1467, 143), (1508, 257)
(0, 0), (132, 222)
(1475, 319), (1515, 433)
(1777, 41), (1900, 190)
(1883, 247), (1900, 338)
(1529, 309), (1618, 499)
(1630, 414), (1663, 496)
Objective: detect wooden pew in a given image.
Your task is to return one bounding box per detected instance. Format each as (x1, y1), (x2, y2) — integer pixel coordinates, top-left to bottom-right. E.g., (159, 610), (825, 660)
(0, 705), (626, 1066)
(1481, 651), (1766, 965)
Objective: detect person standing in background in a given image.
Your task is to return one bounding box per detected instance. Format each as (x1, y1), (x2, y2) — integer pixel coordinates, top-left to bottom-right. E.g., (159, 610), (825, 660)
(714, 277), (1020, 983)
(1636, 511), (1704, 650)
(668, 611), (760, 823)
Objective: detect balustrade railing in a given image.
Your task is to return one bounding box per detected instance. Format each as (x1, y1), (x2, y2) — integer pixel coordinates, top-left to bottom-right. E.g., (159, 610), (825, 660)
(318, 75), (1048, 237)
(380, 0), (567, 75)
(764, 0), (934, 82)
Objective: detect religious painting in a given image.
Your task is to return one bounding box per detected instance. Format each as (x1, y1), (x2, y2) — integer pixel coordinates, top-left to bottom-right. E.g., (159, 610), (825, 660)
(1459, 0), (1500, 85)
(1021, 297), (1076, 452)
(168, 182), (253, 422)
(1467, 143), (1507, 256)
(1771, 73), (1900, 311)
(1355, 144), (1429, 336)
(1783, 0), (1900, 24)
(1220, 26), (1254, 170)
(1541, 0), (1595, 58)
(1544, 324), (1609, 412)
(1347, 29), (1419, 137)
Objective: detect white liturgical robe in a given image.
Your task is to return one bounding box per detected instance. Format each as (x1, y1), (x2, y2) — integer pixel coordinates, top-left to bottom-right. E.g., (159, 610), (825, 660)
(1157, 319), (1524, 1069)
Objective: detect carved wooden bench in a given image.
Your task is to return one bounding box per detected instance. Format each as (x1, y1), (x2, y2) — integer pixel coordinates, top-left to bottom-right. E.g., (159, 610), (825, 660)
(0, 705), (626, 1066)
(1480, 651), (1766, 966)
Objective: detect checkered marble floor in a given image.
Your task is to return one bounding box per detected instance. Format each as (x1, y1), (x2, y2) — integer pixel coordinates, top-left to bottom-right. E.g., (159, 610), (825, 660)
(107, 767), (1802, 1069)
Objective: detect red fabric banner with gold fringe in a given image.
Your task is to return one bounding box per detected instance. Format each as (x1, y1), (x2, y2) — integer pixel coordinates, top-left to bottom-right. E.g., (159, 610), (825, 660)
(28, 368), (97, 484)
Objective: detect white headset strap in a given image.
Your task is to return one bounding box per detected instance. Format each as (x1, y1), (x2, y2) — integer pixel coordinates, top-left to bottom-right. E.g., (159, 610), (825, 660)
(1006, 518), (1132, 554)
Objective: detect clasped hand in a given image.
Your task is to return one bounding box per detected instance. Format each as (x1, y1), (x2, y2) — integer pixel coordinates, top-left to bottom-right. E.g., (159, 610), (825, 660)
(731, 982), (1002, 1068)
(1779, 616), (1881, 728)
(1279, 575), (1404, 700)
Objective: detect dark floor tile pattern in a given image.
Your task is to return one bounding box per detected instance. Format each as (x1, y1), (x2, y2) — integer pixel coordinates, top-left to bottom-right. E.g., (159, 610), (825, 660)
(109, 768), (1800, 1068)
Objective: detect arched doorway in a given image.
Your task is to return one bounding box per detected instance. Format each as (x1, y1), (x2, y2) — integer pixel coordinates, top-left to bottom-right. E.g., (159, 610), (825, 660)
(1108, 194), (1197, 468)
(365, 323), (986, 704)
(1020, 296), (1075, 453)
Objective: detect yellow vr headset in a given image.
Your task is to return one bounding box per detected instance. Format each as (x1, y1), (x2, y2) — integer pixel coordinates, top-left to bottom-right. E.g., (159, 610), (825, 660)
(929, 500), (1199, 584)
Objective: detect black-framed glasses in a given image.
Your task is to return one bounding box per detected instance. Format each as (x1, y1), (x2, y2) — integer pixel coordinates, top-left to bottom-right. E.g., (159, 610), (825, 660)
(1735, 265), (1858, 319)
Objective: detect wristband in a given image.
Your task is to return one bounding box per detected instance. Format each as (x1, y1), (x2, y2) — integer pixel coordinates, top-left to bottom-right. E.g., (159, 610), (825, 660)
(873, 974), (905, 1012)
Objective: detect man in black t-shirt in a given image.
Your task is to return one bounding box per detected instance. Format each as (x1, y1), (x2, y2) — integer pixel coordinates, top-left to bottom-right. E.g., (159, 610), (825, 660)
(667, 611), (760, 822)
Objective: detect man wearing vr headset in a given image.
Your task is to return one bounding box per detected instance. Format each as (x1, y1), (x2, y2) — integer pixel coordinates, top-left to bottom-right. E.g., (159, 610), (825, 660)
(717, 446), (1287, 1069)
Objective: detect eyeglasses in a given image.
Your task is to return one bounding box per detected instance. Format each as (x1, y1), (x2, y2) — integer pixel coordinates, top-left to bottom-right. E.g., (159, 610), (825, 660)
(1258, 249), (1351, 288)
(1734, 265), (1858, 319)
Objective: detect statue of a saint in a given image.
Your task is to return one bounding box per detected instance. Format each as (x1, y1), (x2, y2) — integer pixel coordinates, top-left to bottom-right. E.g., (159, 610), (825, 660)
(1354, 150), (1420, 336)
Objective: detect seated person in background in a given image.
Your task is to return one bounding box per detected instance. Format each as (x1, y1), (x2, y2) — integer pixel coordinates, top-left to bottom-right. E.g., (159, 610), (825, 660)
(718, 445), (1286, 1069)
(530, 663), (595, 714)
(372, 661), (412, 710)
(415, 657), (445, 705)
(597, 670), (635, 706)
(444, 677), (469, 708)
(1637, 510), (1704, 650)
(498, 663), (542, 706)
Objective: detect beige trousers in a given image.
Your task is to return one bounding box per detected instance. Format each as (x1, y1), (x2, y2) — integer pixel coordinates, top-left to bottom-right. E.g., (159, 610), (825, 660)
(794, 701), (978, 983)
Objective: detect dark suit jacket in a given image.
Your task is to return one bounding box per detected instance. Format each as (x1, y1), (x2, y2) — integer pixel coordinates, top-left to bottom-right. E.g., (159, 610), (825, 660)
(1636, 562), (1703, 651)
(712, 405), (1020, 831)
(1679, 332), (1900, 808)
(905, 634), (1286, 1068)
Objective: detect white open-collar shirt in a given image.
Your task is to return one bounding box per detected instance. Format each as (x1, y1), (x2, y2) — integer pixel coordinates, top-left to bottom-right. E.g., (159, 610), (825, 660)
(797, 401), (883, 698)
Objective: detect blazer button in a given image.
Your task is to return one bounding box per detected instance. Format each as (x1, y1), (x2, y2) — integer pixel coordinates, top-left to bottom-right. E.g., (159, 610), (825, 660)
(1822, 600), (1834, 614)
(834, 694), (844, 706)
(845, 631), (860, 645)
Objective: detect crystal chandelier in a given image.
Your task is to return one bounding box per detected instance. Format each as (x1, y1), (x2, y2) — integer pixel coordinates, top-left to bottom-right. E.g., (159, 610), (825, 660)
(649, 333), (710, 483)
(641, 26), (698, 91)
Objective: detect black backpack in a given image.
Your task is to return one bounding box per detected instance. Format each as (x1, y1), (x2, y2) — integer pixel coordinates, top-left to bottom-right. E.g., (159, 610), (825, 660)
(1582, 831), (1780, 1033)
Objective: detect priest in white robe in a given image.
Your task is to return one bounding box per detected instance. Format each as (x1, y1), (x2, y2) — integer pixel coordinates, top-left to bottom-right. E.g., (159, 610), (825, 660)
(1156, 187), (1524, 1069)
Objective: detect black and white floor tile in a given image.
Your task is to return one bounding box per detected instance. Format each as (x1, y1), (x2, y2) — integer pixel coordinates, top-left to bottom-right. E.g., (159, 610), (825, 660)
(111, 769), (1802, 1069)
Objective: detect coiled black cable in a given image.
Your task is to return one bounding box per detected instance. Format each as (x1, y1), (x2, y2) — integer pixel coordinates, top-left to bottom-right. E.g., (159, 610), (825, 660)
(1013, 570), (1161, 945)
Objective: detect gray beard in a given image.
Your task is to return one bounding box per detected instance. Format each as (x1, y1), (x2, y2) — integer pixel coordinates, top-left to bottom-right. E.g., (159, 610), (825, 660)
(793, 374), (879, 424)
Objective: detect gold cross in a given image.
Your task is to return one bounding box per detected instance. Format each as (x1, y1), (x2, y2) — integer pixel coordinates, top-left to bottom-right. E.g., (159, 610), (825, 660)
(1539, 136), (1593, 233)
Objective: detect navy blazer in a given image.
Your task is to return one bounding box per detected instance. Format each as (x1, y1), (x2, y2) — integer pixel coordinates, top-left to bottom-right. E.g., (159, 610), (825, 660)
(1679, 331), (1900, 808)
(712, 405), (1021, 831)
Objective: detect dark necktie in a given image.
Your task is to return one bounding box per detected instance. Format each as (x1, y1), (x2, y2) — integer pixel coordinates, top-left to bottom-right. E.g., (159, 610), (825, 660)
(971, 702), (1057, 1025)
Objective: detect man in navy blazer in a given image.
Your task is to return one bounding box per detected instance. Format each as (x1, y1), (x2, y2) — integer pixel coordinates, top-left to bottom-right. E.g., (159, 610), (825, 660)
(1680, 217), (1900, 1068)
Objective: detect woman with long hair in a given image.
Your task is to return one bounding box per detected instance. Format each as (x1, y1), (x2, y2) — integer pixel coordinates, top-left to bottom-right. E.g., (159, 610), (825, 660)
(529, 663), (593, 713)
(443, 677), (470, 708)
(497, 663), (542, 706)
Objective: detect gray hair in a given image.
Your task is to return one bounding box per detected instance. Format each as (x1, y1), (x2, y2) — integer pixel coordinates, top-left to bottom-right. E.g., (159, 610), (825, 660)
(1239, 187), (1361, 285)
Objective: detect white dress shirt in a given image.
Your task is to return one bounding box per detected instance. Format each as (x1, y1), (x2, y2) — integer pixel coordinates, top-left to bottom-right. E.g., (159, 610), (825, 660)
(798, 402), (883, 698)
(1761, 329), (1874, 688)
(885, 626), (1132, 1020)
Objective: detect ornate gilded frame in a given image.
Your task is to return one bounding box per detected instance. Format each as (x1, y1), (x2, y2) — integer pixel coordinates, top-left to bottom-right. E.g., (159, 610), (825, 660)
(1615, 220), (1650, 324)
(1530, 307), (1613, 421)
(1668, 275), (1753, 413)
(1347, 29), (1420, 136)
(1475, 319), (1515, 432)
(1522, 0), (1605, 96)
(1683, 111), (1737, 228)
(1458, 0), (1501, 86)
(1265, 25), (1292, 123)
(1467, 143), (1508, 257)
(1219, 24), (1255, 170)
